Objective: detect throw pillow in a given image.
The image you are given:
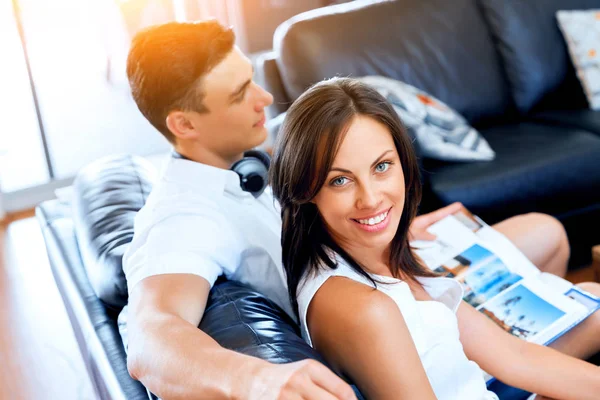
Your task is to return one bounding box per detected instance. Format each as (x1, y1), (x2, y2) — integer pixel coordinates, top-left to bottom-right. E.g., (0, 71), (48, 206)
(358, 76), (495, 162)
(557, 10), (600, 109)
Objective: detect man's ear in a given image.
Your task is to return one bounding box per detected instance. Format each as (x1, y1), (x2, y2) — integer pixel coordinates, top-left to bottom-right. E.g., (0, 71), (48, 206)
(166, 111), (198, 140)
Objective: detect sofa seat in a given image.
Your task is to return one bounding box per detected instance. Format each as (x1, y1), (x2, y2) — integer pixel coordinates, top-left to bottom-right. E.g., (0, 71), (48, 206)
(533, 109), (600, 137)
(423, 123), (600, 221)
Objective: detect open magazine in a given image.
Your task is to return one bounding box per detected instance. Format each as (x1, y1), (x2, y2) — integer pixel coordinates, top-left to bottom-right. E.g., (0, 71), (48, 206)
(412, 208), (600, 381)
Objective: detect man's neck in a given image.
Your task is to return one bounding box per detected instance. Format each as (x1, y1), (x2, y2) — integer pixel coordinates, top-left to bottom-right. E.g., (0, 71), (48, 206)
(175, 144), (243, 170)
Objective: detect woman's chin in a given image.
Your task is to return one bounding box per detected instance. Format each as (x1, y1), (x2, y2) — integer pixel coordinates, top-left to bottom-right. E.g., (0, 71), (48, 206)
(350, 219), (399, 249)
(350, 230), (395, 250)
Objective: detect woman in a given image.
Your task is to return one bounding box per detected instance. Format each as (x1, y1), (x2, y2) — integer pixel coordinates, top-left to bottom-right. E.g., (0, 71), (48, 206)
(270, 77), (600, 399)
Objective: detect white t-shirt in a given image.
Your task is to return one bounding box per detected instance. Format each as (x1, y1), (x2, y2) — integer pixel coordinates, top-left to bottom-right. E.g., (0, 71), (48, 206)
(297, 253), (499, 400)
(122, 157), (294, 318)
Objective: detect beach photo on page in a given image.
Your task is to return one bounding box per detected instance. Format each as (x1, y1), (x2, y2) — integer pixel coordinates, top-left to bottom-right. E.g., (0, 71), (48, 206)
(434, 244), (523, 307)
(479, 284), (566, 340)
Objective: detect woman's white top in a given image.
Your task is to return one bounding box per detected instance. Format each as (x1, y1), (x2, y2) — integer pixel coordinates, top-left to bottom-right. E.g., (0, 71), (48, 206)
(297, 253), (499, 400)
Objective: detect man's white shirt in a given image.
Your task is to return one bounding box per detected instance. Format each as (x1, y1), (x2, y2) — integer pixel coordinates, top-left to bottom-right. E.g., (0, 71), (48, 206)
(123, 157), (294, 318)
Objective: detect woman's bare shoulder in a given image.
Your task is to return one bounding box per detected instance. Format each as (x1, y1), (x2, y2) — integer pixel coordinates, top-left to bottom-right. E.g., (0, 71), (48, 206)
(309, 276), (400, 331)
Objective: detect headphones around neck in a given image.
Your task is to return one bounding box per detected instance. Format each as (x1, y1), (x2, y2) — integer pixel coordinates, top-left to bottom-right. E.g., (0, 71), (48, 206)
(172, 150), (270, 198)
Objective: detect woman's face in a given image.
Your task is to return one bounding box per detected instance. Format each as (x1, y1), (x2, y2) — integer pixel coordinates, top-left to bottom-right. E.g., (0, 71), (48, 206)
(313, 115), (405, 254)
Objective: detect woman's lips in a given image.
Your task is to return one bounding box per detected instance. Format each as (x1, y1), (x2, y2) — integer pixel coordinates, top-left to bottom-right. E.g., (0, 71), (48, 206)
(351, 207), (392, 233)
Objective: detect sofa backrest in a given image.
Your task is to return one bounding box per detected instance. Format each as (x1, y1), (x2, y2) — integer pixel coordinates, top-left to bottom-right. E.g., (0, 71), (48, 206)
(478, 0), (596, 114)
(273, 0), (514, 124)
(72, 154), (155, 310)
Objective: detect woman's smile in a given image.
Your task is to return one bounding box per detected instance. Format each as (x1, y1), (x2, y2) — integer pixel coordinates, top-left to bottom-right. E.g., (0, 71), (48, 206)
(351, 207), (393, 233)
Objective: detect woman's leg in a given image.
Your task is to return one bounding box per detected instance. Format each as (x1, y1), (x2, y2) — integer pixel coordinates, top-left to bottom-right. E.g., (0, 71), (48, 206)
(492, 213), (569, 278)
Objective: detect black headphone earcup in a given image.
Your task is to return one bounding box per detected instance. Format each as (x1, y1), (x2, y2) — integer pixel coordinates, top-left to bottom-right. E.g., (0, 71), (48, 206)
(243, 150), (271, 169)
(231, 151), (270, 198)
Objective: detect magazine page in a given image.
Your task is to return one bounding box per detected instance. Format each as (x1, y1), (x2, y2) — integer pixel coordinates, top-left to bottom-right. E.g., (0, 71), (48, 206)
(413, 213), (539, 281)
(481, 278), (593, 384)
(412, 211), (590, 345)
(538, 272), (574, 294)
(412, 215), (480, 271)
(459, 210), (541, 278)
(478, 277), (588, 345)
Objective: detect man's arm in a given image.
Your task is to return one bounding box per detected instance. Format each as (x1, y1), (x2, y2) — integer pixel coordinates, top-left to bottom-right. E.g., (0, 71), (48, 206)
(307, 277), (437, 400)
(127, 273), (357, 400)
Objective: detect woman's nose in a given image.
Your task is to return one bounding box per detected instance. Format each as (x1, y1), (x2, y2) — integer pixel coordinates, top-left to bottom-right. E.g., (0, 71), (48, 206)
(356, 183), (380, 210)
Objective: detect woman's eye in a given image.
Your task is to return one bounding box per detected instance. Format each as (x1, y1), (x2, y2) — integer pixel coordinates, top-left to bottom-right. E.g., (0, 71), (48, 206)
(331, 177), (348, 187)
(375, 161), (390, 173)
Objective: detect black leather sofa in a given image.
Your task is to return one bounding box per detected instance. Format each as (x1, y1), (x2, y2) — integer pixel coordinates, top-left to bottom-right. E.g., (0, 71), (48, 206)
(258, 0), (600, 268)
(36, 155), (362, 400)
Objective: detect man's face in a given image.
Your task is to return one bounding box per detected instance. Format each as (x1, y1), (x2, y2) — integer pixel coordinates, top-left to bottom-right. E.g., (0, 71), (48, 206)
(187, 47), (273, 161)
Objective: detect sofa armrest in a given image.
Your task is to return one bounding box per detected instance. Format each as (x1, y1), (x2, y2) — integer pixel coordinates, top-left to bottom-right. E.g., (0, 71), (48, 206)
(36, 200), (150, 400)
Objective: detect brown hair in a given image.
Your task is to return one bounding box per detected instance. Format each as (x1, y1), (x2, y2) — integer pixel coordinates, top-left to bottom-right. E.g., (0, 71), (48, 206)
(270, 77), (435, 318)
(126, 20), (235, 143)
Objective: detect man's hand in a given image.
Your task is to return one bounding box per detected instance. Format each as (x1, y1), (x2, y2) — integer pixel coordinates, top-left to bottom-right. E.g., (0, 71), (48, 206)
(409, 202), (464, 241)
(250, 359), (357, 400)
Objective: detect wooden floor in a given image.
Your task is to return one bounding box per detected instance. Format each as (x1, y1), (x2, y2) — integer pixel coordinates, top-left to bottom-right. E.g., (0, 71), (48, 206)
(0, 214), (95, 400)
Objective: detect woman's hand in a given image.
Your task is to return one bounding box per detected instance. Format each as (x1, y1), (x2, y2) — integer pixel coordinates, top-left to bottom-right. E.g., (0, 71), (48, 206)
(409, 202), (463, 241)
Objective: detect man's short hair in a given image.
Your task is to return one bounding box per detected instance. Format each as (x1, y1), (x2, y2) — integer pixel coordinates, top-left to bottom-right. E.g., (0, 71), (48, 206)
(127, 20), (235, 143)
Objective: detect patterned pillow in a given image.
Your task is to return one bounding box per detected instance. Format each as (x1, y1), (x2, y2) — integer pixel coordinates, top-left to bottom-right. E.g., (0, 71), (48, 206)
(557, 10), (600, 109)
(357, 76), (495, 162)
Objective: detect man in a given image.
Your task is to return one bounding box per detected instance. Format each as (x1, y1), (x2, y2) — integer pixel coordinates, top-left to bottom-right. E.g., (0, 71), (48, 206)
(123, 20), (574, 400)
(124, 20), (356, 400)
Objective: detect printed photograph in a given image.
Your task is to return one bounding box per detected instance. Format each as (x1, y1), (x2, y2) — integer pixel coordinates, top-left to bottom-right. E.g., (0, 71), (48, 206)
(480, 284), (566, 340)
(434, 244), (522, 307)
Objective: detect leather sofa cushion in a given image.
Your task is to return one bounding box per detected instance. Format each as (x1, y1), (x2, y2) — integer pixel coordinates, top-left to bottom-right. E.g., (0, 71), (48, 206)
(424, 123), (600, 222)
(200, 279), (365, 400)
(200, 280), (329, 364)
(533, 109), (600, 136)
(478, 0), (599, 113)
(72, 154), (155, 310)
(275, 0), (513, 124)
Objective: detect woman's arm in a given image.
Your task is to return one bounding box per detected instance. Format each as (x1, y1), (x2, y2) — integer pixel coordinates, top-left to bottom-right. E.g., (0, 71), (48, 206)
(457, 302), (600, 400)
(307, 276), (437, 400)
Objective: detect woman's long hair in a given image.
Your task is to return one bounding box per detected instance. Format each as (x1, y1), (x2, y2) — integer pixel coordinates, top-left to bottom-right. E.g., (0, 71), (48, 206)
(270, 77), (436, 319)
